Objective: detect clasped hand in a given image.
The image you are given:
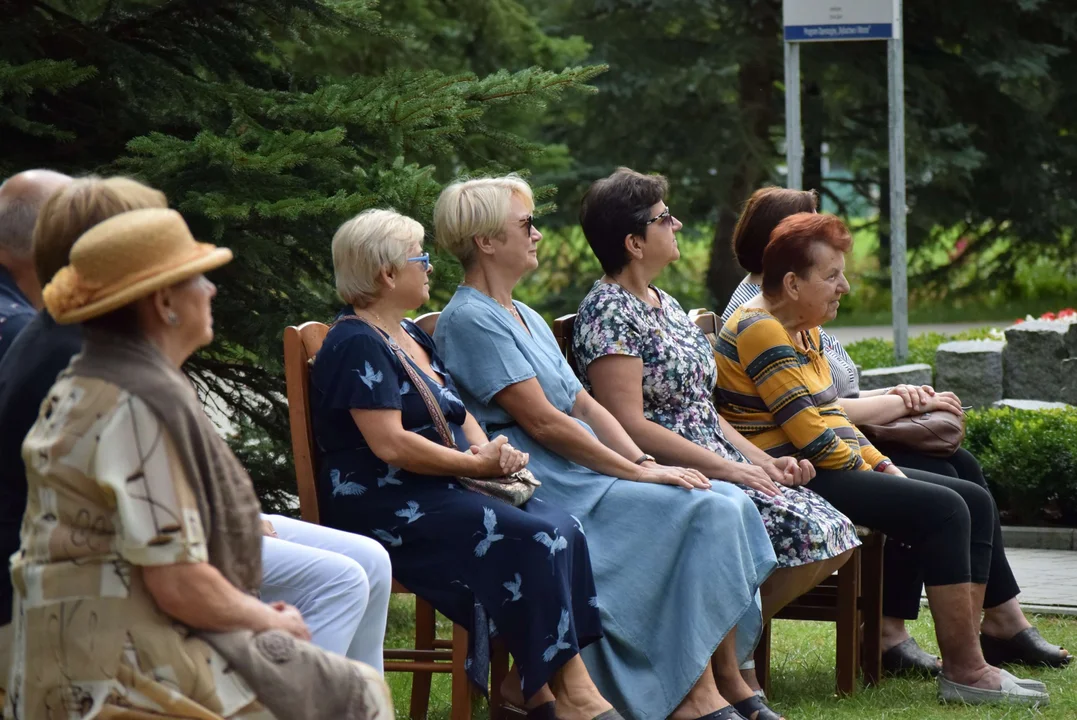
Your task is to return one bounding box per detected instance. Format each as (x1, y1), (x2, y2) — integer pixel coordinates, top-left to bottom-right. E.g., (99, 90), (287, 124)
(725, 456), (815, 496)
(887, 384), (964, 416)
(469, 435), (529, 476)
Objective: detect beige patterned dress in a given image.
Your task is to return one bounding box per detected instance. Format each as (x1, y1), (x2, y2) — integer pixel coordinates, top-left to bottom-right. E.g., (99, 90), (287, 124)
(4, 375), (272, 720)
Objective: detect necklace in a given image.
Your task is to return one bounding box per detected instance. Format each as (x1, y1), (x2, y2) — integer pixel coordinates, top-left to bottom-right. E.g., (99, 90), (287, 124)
(461, 281), (521, 319)
(359, 308), (417, 358)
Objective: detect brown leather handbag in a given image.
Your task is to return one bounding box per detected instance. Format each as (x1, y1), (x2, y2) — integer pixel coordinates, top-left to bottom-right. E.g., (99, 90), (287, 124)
(858, 411), (966, 458)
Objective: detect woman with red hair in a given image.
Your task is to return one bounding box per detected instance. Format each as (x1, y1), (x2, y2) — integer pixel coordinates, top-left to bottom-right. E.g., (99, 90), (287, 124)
(715, 212), (1049, 708)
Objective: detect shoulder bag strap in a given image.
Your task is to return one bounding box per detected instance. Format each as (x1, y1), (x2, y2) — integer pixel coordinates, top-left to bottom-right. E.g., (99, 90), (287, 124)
(334, 314), (458, 450)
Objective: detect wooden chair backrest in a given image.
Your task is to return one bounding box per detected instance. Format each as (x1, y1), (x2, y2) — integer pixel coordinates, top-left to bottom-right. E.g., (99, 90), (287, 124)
(551, 313), (581, 377)
(414, 311), (440, 337)
(689, 308), (720, 348)
(283, 321), (329, 524)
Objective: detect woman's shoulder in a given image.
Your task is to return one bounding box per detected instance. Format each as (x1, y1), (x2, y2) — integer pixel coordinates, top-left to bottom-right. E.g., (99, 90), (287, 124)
(723, 304), (781, 336)
(27, 374), (141, 448)
(437, 287), (498, 328)
(576, 281), (628, 321)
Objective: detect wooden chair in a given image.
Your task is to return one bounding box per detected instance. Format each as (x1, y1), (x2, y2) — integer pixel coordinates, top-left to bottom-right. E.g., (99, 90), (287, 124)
(687, 309), (884, 695)
(283, 319), (512, 720)
(551, 311), (884, 696)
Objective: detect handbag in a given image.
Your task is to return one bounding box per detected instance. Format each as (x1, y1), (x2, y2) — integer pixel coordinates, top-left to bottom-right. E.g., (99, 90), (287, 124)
(858, 410), (966, 458)
(338, 314), (540, 506)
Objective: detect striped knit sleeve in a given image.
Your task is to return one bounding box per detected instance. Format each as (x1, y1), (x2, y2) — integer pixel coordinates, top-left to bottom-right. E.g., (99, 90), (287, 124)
(736, 316), (867, 471)
(855, 428), (891, 470)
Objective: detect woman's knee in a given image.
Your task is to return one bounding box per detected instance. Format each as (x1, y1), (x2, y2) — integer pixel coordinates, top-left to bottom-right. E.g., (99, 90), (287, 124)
(919, 485), (972, 544)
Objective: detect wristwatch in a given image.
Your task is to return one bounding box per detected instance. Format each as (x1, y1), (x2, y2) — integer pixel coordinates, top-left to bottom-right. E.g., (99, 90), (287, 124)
(634, 454), (656, 465)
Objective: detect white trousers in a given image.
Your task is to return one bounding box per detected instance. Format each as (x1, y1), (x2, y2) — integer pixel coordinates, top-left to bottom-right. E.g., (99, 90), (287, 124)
(260, 514), (391, 673)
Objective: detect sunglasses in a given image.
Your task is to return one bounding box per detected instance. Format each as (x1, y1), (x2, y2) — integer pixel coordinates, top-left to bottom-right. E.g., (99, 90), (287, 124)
(407, 253), (431, 272)
(644, 207), (673, 227)
(523, 215), (533, 237)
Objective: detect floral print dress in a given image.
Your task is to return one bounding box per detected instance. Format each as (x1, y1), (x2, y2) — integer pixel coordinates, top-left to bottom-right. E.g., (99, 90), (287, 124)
(573, 281), (860, 567)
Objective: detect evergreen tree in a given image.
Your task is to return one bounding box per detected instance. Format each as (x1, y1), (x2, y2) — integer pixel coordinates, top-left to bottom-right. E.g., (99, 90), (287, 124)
(0, 0), (602, 511)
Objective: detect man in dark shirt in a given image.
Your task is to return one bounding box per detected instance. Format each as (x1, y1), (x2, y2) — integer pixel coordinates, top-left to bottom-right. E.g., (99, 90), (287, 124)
(0, 170), (71, 362)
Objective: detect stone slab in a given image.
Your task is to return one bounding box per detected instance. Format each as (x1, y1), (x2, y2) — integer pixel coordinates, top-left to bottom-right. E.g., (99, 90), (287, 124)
(857, 363), (933, 392)
(1063, 358), (1077, 406)
(1001, 526), (1077, 551)
(993, 399), (1075, 411)
(935, 340), (1004, 408)
(1004, 322), (1071, 401)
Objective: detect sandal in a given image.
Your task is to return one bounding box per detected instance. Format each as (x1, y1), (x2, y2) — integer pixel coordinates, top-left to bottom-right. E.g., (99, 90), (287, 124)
(981, 627), (1072, 668)
(881, 637), (941, 677)
(732, 695), (783, 720)
(691, 708), (747, 720)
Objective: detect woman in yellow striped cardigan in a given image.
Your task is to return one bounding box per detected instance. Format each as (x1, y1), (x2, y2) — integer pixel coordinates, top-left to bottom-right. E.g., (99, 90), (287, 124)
(714, 211), (1048, 708)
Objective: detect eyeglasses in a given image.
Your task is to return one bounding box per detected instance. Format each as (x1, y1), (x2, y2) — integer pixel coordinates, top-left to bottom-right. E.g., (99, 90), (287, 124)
(407, 253), (431, 272)
(523, 215), (533, 237)
(645, 207), (673, 227)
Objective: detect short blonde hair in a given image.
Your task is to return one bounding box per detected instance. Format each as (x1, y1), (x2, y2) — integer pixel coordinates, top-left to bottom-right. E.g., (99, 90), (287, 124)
(433, 174), (534, 267)
(32, 175), (168, 286)
(333, 208), (424, 307)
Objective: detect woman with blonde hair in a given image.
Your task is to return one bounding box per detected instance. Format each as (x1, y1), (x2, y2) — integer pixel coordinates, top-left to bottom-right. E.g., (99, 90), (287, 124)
(6, 207), (392, 719)
(309, 208), (617, 720)
(433, 176), (778, 720)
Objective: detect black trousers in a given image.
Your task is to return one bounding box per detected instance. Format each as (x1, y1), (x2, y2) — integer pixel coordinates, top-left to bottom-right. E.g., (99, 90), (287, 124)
(809, 463), (996, 594)
(879, 446), (1021, 618)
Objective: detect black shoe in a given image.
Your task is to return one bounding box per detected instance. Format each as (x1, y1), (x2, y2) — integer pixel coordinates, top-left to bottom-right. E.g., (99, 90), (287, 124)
(981, 627), (1072, 668)
(881, 637), (942, 677)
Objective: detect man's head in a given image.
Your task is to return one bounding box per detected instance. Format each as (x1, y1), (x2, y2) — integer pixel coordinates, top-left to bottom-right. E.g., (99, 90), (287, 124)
(0, 170), (73, 262)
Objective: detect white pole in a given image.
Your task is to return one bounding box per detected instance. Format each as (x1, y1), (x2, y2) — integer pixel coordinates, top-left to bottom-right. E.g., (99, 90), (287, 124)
(784, 41), (803, 190)
(888, 1), (908, 362)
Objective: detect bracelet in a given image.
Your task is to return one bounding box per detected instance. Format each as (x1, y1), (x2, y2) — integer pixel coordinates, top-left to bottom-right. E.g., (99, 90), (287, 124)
(634, 453), (655, 465)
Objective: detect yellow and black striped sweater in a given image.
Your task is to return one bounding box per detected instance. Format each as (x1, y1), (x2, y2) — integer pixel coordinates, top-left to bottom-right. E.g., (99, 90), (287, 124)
(715, 306), (890, 472)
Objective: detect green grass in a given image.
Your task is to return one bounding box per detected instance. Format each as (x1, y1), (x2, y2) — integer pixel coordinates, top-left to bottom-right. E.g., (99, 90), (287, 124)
(384, 595), (1076, 720)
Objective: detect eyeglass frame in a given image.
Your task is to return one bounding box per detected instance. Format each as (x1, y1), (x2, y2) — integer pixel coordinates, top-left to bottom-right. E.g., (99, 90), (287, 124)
(407, 253), (431, 271)
(644, 207), (673, 227)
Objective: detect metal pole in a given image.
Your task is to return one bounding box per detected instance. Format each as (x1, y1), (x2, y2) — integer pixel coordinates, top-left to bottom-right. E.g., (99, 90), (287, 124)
(888, 2), (908, 363)
(784, 41), (803, 190)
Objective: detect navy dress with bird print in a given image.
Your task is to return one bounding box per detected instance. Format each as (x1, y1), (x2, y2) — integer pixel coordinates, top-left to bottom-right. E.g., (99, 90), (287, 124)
(309, 315), (602, 698)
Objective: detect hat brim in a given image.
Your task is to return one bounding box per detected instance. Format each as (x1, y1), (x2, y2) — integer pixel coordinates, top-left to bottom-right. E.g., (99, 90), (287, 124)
(54, 247), (234, 324)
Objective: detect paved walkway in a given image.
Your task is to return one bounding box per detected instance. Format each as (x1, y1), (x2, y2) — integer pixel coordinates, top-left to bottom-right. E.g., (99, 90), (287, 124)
(1007, 548), (1077, 616)
(827, 322), (1000, 345)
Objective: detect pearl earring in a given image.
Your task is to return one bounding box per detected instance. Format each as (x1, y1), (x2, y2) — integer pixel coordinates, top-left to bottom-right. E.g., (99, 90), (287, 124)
(167, 311), (179, 326)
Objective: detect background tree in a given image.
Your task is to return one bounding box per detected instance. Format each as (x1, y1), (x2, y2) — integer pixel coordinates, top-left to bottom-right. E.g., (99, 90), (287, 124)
(0, 0), (602, 510)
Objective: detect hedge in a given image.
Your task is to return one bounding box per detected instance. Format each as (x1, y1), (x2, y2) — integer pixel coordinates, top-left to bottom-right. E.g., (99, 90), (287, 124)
(964, 406), (1077, 526)
(845, 327), (999, 372)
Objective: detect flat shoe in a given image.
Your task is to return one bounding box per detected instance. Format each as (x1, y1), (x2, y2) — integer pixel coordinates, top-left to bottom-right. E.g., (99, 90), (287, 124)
(881, 637), (941, 677)
(981, 627), (1072, 668)
(732, 694), (783, 720)
(1000, 668), (1047, 693)
(688, 707), (747, 720)
(938, 672), (1049, 707)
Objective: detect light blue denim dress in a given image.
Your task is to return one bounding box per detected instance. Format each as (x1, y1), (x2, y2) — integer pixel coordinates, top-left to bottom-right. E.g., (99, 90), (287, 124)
(435, 287), (778, 720)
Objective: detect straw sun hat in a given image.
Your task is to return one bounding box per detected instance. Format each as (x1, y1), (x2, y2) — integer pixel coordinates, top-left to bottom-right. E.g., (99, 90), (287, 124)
(43, 208), (233, 324)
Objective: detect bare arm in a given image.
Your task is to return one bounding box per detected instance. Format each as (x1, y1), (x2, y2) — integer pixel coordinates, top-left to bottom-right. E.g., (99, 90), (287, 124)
(351, 408), (520, 478)
(143, 562), (309, 639)
(586, 355), (780, 494)
(841, 394), (912, 425)
(494, 378), (708, 489)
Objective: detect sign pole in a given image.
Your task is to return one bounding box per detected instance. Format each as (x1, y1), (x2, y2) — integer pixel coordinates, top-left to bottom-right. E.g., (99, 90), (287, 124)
(888, 1), (908, 362)
(784, 41), (803, 190)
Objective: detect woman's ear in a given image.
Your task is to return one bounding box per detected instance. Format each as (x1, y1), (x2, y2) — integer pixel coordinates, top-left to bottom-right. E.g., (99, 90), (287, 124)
(150, 287), (179, 327)
(782, 271), (800, 300)
(623, 232), (644, 261)
(378, 265), (396, 291)
(473, 234), (497, 257)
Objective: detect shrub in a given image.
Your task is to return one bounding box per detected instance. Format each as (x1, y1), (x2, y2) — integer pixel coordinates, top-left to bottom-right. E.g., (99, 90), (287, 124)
(844, 327), (1001, 372)
(964, 407), (1077, 526)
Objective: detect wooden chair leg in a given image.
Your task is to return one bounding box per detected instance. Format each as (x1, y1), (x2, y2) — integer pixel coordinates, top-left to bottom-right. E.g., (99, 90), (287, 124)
(752, 621), (772, 698)
(451, 623), (473, 720)
(835, 547), (861, 696)
(409, 596), (436, 720)
(860, 533), (885, 687)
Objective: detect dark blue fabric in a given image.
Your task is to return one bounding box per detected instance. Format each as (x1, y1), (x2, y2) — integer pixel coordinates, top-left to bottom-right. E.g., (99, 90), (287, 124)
(0, 266), (35, 365)
(309, 313), (602, 699)
(0, 311), (83, 624)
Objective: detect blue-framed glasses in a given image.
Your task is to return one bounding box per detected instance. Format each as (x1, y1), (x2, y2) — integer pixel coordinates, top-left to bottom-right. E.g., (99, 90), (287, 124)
(408, 253), (431, 271)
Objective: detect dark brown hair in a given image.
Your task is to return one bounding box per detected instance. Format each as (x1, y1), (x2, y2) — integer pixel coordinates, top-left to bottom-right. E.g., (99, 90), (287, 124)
(579, 167), (669, 275)
(761, 213), (852, 297)
(731, 186), (818, 274)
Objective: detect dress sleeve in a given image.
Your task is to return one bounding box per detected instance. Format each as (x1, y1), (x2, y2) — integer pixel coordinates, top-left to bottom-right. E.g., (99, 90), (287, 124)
(437, 303), (538, 405)
(736, 317), (869, 471)
(93, 395), (209, 567)
(573, 291), (644, 372)
(312, 327), (404, 412)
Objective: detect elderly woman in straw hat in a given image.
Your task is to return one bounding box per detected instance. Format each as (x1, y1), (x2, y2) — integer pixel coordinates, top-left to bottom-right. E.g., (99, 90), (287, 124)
(309, 208), (618, 720)
(6, 208), (391, 720)
(432, 175), (778, 720)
